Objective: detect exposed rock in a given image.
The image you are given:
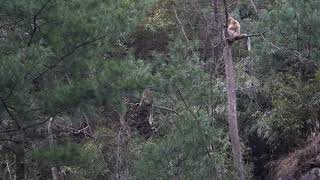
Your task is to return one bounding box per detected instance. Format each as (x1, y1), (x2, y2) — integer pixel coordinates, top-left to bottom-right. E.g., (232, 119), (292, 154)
(272, 135), (320, 179)
(300, 168), (320, 180)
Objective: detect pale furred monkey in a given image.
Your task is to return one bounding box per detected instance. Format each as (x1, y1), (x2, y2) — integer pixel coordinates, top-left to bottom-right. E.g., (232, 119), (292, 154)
(227, 17), (241, 37)
(227, 17), (251, 51)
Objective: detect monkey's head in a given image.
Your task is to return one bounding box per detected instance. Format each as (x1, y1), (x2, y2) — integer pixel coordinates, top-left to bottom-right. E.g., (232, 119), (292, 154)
(228, 17), (235, 24)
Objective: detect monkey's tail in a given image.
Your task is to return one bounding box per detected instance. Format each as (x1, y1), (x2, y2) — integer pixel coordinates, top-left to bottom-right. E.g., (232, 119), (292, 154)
(243, 34), (251, 51)
(247, 37), (251, 51)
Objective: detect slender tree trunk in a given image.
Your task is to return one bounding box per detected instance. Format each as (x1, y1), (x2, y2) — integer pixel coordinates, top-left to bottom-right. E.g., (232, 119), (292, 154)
(223, 41), (245, 180)
(15, 131), (25, 180)
(212, 0), (245, 179)
(248, 0), (258, 14)
(48, 117), (59, 180)
(115, 116), (130, 180)
(6, 155), (14, 180)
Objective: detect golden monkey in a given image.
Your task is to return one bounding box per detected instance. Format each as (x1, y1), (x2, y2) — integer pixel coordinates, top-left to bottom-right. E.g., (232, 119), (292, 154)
(227, 17), (251, 51)
(227, 17), (241, 37)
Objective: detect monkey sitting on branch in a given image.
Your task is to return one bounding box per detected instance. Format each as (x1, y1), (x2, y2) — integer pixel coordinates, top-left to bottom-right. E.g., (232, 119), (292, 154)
(227, 17), (251, 51)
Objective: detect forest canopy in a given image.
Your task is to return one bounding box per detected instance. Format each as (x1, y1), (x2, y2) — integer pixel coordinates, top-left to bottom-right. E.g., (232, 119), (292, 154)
(0, 0), (319, 180)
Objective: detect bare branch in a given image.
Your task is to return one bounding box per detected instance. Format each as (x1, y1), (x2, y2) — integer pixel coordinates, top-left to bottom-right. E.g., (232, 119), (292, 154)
(227, 32), (266, 42)
(23, 116), (51, 130)
(0, 129), (19, 133)
(214, 32), (265, 48)
(0, 138), (18, 143)
(153, 105), (180, 116)
(172, 4), (189, 43)
(6, 157), (13, 180)
(0, 97), (20, 129)
(27, 0), (52, 46)
(176, 88), (197, 120)
(83, 112), (93, 135)
(30, 30), (115, 81)
(56, 123), (94, 138)
(23, 110), (63, 130)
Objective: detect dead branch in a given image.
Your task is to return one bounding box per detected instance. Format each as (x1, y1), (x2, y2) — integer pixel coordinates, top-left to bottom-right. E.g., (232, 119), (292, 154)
(227, 32), (266, 42)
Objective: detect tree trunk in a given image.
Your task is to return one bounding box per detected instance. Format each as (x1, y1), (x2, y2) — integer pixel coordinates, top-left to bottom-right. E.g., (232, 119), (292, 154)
(15, 131), (25, 180)
(211, 0), (245, 178)
(223, 37), (245, 180)
(115, 116), (130, 180)
(48, 117), (60, 180)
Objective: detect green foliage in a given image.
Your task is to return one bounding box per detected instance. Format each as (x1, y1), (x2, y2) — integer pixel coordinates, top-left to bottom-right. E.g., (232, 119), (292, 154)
(238, 1), (257, 19)
(252, 73), (320, 151)
(256, 0), (320, 59)
(32, 142), (106, 179)
(0, 0), (156, 118)
(40, 58), (154, 113)
(0, 0), (157, 178)
(32, 144), (83, 165)
(248, 0), (320, 153)
(1, 0), (319, 179)
(132, 113), (233, 179)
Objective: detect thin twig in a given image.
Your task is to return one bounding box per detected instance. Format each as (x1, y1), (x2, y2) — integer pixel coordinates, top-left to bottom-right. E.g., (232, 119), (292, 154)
(0, 97), (20, 129)
(6, 157), (13, 180)
(0, 127), (20, 133)
(23, 111), (62, 130)
(82, 112), (111, 173)
(261, 34), (280, 50)
(83, 112), (93, 134)
(176, 88), (197, 120)
(27, 0), (52, 46)
(55, 123), (94, 138)
(23, 116), (51, 130)
(172, 4), (190, 43)
(262, 35), (316, 63)
(153, 105), (180, 116)
(0, 138), (18, 143)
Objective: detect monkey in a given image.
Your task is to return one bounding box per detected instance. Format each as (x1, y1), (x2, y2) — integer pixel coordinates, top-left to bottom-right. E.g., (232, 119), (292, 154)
(227, 17), (251, 51)
(227, 17), (241, 37)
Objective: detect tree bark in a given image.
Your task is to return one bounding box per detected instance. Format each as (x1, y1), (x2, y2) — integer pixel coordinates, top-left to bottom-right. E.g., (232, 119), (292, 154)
(223, 40), (245, 180)
(212, 0), (245, 179)
(15, 131), (25, 180)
